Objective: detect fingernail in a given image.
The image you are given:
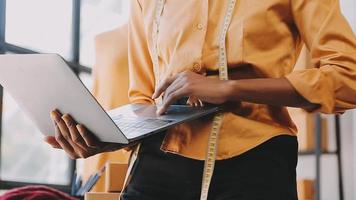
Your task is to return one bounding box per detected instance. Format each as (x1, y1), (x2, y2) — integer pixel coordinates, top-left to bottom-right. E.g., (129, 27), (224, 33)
(53, 109), (61, 115)
(157, 108), (164, 115)
(76, 124), (83, 131)
(62, 114), (69, 121)
(50, 112), (58, 122)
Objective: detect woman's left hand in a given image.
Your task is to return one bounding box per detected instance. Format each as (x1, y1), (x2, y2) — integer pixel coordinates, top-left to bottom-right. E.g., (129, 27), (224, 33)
(152, 71), (231, 115)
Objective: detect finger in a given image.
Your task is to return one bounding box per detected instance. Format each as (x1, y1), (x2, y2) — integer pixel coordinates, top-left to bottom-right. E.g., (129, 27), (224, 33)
(199, 99), (204, 107)
(162, 77), (186, 101)
(187, 97), (197, 107)
(51, 110), (71, 142)
(152, 75), (177, 99)
(62, 114), (88, 149)
(51, 111), (89, 158)
(44, 136), (62, 149)
(158, 88), (188, 115)
(65, 137), (92, 159)
(68, 141), (91, 159)
(54, 123), (91, 159)
(187, 100), (194, 106)
(77, 124), (100, 148)
(54, 122), (78, 159)
(56, 116), (92, 158)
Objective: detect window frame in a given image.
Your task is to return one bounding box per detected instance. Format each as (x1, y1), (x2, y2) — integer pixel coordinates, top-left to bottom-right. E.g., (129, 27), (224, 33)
(0, 0), (92, 193)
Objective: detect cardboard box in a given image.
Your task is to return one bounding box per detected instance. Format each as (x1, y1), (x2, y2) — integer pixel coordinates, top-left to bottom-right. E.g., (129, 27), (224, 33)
(297, 180), (314, 200)
(105, 162), (128, 192)
(288, 108), (328, 152)
(85, 192), (120, 200)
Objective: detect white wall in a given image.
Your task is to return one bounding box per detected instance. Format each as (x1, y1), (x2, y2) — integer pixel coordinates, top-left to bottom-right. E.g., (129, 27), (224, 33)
(340, 0), (356, 32)
(297, 0), (356, 199)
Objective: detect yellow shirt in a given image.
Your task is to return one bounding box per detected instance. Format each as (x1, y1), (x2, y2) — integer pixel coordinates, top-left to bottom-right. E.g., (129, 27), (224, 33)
(128, 0), (356, 160)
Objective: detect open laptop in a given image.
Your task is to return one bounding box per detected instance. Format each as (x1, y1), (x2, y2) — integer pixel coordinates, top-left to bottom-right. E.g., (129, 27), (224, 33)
(0, 54), (219, 146)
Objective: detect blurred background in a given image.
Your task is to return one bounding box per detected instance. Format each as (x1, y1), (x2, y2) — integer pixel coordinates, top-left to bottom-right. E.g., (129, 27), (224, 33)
(0, 0), (355, 200)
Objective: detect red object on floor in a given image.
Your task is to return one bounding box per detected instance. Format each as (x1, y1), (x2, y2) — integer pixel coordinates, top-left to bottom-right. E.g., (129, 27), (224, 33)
(0, 185), (77, 200)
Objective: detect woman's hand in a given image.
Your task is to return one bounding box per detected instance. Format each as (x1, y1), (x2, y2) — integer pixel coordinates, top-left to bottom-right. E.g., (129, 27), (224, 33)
(44, 109), (123, 159)
(152, 71), (232, 115)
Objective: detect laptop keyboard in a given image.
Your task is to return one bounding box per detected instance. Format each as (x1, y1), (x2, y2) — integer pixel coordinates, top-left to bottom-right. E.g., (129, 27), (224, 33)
(112, 115), (174, 137)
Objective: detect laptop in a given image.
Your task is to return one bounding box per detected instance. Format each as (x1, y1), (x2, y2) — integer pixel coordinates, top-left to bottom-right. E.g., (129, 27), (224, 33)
(0, 54), (219, 146)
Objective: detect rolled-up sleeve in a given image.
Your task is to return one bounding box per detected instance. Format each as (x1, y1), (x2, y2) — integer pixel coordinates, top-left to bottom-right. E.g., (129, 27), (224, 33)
(285, 0), (356, 114)
(128, 0), (155, 105)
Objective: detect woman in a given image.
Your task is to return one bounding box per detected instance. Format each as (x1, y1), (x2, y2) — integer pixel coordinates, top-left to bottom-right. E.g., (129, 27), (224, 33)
(46, 0), (356, 199)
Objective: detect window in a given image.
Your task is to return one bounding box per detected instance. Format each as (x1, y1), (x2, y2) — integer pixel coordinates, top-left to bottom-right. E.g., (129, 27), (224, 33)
(80, 0), (129, 67)
(0, 0), (128, 192)
(1, 91), (70, 185)
(5, 0), (73, 59)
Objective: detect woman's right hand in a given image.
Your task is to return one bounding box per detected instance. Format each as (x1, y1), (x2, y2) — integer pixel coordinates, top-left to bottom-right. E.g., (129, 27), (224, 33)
(44, 109), (123, 159)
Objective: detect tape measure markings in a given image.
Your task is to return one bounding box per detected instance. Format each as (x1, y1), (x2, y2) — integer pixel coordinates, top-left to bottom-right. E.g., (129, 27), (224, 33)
(200, 1), (237, 199)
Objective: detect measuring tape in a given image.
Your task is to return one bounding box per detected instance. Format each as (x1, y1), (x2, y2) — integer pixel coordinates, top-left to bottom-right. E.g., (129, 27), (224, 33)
(121, 0), (237, 199)
(200, 1), (237, 199)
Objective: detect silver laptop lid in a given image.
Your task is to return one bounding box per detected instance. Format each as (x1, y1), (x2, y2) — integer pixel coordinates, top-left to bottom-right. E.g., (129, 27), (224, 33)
(0, 54), (129, 144)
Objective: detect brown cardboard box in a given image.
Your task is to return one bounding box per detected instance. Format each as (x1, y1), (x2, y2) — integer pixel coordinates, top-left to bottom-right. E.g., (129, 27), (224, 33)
(288, 108), (328, 152)
(297, 180), (314, 200)
(105, 162), (128, 192)
(85, 192), (120, 200)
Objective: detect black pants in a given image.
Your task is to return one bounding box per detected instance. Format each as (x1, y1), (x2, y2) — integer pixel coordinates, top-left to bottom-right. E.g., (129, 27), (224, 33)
(121, 133), (298, 200)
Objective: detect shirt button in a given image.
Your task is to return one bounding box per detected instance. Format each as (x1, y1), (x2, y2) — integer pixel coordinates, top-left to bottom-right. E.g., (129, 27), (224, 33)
(197, 23), (204, 30)
(193, 62), (202, 72)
